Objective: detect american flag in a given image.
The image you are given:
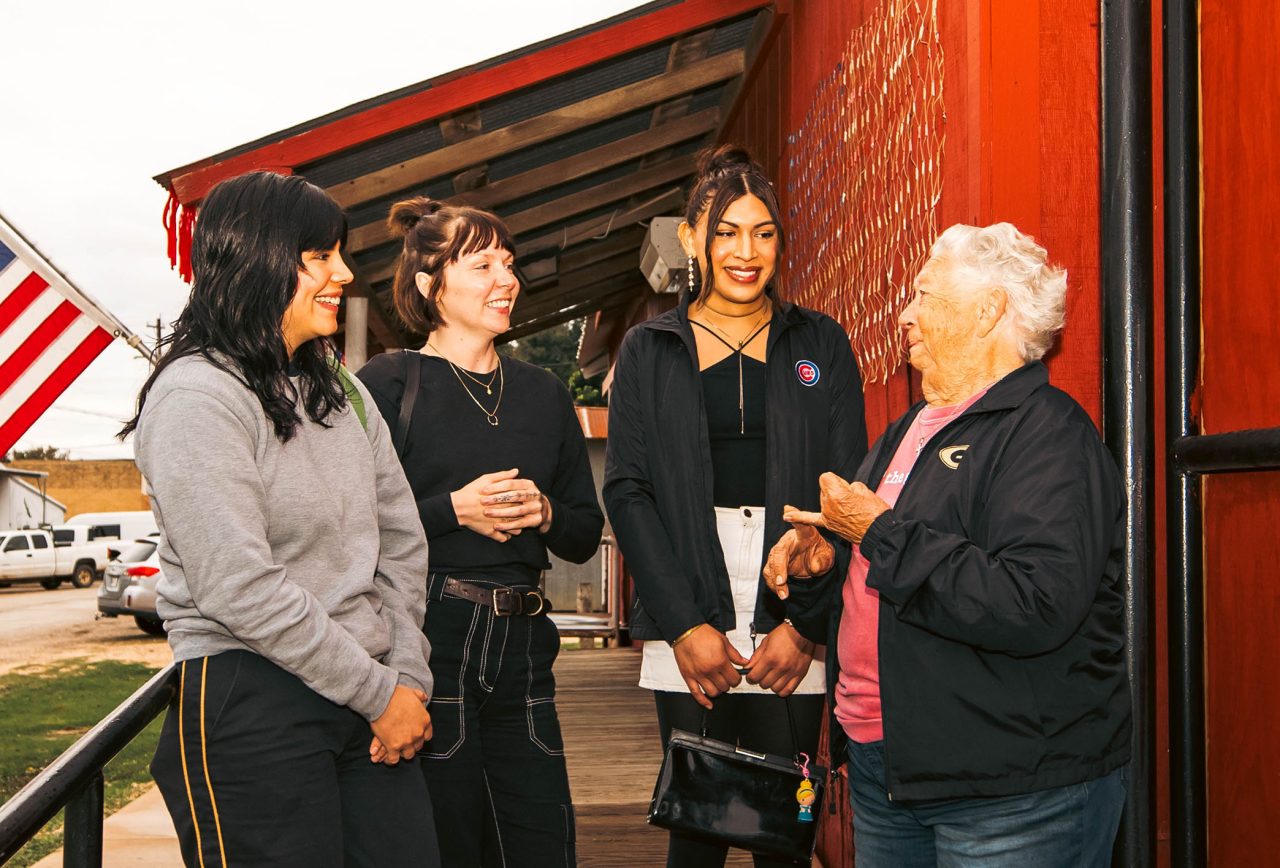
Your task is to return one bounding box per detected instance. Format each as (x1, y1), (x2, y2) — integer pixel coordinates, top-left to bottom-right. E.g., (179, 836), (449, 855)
(0, 213), (143, 457)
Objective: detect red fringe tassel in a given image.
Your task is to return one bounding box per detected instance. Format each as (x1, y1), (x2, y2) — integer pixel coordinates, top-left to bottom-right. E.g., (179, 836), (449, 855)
(162, 188), (197, 283)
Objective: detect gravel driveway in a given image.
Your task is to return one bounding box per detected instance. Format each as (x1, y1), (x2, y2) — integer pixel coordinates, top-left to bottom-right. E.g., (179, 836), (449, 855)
(0, 585), (172, 676)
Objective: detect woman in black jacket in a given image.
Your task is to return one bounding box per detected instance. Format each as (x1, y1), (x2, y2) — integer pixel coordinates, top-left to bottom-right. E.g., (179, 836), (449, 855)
(358, 197), (603, 868)
(604, 146), (867, 868)
(768, 223), (1129, 868)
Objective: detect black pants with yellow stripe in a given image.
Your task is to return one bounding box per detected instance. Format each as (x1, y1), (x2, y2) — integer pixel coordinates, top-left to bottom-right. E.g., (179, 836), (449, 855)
(151, 650), (439, 868)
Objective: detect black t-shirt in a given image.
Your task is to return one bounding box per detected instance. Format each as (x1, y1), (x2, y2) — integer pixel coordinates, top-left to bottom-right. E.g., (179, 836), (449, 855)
(358, 350), (604, 585)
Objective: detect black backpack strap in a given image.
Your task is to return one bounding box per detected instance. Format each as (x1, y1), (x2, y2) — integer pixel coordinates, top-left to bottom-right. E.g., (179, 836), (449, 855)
(394, 350), (420, 458)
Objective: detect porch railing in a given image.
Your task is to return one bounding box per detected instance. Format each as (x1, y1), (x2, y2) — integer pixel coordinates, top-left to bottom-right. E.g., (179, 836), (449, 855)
(0, 665), (178, 866)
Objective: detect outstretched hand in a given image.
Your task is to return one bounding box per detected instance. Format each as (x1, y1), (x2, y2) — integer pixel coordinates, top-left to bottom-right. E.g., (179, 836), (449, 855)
(786, 473), (890, 545)
(763, 504), (836, 600)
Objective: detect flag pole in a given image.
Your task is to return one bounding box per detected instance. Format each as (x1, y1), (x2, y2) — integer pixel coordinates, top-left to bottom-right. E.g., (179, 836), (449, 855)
(0, 211), (154, 363)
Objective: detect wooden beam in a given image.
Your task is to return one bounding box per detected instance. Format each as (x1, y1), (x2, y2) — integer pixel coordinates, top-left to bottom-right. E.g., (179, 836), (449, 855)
(326, 51), (744, 210)
(502, 284), (647, 343)
(504, 155), (694, 237)
(363, 189), (680, 285)
(162, 0), (770, 203)
(515, 255), (639, 322)
(345, 109), (718, 253)
(556, 227), (646, 275)
(522, 187), (686, 257)
(362, 188), (683, 287)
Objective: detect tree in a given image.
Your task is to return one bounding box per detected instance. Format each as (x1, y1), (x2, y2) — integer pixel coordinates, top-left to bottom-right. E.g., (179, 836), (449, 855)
(5, 445), (69, 461)
(505, 319), (607, 406)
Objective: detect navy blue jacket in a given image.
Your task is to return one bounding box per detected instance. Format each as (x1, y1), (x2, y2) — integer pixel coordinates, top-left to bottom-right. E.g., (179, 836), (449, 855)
(795, 362), (1131, 800)
(603, 292), (867, 642)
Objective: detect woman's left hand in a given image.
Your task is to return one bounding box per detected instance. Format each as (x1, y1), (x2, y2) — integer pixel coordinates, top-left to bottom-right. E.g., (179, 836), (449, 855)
(786, 472), (891, 544)
(481, 476), (553, 535)
(743, 621), (816, 697)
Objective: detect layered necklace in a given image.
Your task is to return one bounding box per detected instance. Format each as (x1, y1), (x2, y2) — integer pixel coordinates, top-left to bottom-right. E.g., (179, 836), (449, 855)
(690, 301), (772, 434)
(426, 342), (504, 426)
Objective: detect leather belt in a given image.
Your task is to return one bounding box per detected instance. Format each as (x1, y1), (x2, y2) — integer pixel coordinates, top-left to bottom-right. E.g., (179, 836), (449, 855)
(441, 577), (548, 617)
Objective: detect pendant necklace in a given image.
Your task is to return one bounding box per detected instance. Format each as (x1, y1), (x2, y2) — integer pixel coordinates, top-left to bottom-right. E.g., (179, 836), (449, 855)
(690, 303), (771, 434)
(427, 343), (504, 426)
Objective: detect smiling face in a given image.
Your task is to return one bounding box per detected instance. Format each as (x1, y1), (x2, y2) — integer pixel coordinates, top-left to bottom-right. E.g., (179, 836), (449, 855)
(898, 256), (987, 387)
(280, 243), (352, 356)
(681, 193), (779, 312)
(425, 245), (519, 339)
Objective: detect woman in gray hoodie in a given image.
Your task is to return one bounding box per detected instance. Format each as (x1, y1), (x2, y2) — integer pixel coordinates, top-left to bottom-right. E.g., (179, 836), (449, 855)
(121, 171), (439, 868)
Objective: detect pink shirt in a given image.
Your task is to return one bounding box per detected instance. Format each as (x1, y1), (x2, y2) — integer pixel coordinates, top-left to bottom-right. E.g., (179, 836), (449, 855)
(834, 387), (990, 743)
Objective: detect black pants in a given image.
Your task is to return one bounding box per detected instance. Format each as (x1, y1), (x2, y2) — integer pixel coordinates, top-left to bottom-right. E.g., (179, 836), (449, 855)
(654, 690), (826, 868)
(421, 574), (575, 868)
(151, 650), (439, 868)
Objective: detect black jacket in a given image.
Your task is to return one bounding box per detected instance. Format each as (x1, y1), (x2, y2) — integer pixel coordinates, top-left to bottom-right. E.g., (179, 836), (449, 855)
(797, 362), (1131, 800)
(603, 292), (867, 642)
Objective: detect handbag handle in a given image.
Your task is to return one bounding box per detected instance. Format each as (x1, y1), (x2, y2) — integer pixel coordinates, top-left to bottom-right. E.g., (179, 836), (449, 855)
(700, 686), (804, 762)
(395, 350), (420, 458)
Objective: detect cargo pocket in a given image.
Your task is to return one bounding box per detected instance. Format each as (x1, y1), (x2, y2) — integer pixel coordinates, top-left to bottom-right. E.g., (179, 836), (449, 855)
(424, 697), (465, 759)
(526, 697), (565, 756)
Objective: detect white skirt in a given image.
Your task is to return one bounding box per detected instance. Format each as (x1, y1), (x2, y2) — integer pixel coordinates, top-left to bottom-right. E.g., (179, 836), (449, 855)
(639, 506), (827, 695)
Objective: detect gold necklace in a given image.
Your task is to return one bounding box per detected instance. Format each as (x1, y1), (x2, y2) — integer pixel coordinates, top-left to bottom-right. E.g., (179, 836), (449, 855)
(426, 344), (504, 426)
(695, 302), (771, 349)
(427, 342), (499, 395)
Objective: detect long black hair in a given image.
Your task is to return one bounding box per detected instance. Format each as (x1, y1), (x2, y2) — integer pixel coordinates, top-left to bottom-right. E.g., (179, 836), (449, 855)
(683, 145), (787, 302)
(120, 171), (348, 442)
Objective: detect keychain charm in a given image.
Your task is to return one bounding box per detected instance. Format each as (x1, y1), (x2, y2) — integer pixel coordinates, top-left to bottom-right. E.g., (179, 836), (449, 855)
(795, 752), (816, 822)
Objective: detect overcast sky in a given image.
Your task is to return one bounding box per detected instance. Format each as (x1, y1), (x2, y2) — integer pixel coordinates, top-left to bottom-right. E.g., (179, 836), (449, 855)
(0, 0), (647, 459)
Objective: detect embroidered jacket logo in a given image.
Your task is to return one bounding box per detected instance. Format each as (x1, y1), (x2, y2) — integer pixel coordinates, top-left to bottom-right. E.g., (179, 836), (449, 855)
(938, 445), (969, 469)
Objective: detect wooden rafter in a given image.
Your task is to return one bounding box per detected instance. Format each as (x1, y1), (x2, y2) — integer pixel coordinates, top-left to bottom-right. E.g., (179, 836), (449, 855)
(325, 51), (744, 210)
(344, 109), (718, 253)
(159, 0), (772, 204)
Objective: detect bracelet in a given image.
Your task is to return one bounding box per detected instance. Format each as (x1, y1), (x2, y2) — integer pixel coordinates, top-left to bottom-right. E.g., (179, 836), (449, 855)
(671, 624), (703, 647)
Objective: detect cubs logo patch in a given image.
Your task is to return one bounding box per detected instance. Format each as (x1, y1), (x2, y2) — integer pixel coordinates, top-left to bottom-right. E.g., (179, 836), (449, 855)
(938, 445), (969, 469)
(795, 360), (820, 386)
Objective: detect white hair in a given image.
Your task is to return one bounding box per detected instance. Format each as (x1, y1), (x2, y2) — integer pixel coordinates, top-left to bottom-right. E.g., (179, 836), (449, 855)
(929, 223), (1068, 361)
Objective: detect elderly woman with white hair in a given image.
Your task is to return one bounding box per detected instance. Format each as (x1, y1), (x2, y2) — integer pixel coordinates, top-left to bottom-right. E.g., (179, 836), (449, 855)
(768, 223), (1131, 867)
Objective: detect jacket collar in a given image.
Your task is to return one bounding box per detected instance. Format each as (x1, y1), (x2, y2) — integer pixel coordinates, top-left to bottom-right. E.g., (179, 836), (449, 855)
(967, 361), (1049, 412)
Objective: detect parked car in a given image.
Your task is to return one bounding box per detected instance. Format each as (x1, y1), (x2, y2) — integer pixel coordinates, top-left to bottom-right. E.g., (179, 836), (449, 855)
(0, 529), (112, 590)
(96, 537), (165, 636)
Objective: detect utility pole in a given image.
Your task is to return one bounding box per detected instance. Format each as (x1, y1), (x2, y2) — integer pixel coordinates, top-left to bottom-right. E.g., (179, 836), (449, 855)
(148, 318), (163, 365)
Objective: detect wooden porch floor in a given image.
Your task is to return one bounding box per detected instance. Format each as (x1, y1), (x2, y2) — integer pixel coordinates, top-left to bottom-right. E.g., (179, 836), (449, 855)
(555, 646), (758, 866)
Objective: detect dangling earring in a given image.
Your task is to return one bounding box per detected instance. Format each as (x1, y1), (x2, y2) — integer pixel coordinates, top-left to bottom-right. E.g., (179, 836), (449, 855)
(687, 256), (696, 295)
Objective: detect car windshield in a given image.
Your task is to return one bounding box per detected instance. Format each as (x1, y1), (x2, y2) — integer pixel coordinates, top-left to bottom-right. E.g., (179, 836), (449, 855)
(113, 540), (158, 563)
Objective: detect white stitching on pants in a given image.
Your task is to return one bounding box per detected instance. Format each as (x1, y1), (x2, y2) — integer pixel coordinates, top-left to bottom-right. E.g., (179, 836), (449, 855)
(483, 769), (508, 868)
(459, 602), (482, 694)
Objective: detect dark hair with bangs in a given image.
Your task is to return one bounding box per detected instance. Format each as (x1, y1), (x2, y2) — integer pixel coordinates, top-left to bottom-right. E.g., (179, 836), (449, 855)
(120, 171), (349, 442)
(683, 145), (787, 302)
(387, 198), (516, 335)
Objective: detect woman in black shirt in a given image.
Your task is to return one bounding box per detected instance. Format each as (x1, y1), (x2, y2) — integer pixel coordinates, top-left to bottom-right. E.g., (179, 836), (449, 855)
(604, 146), (868, 868)
(358, 197), (603, 868)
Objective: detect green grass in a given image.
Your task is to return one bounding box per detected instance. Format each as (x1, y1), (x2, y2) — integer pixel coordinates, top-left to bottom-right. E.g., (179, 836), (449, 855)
(0, 659), (165, 868)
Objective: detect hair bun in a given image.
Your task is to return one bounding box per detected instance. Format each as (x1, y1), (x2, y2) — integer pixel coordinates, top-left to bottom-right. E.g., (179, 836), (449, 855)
(695, 144), (756, 180)
(387, 197), (445, 237)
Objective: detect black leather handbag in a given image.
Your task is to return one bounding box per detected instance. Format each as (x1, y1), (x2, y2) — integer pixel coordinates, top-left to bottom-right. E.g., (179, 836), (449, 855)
(647, 701), (825, 865)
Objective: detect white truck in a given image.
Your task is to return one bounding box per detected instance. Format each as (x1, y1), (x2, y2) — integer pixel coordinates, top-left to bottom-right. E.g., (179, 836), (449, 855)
(0, 529), (112, 590)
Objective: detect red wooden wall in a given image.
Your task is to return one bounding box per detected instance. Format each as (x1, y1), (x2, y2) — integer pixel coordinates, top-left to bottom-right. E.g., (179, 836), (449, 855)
(1199, 2), (1280, 863)
(723, 1), (1162, 864)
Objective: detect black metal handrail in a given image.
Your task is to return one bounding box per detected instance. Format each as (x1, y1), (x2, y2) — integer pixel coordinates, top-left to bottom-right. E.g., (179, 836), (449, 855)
(0, 664), (178, 866)
(1171, 427), (1280, 475)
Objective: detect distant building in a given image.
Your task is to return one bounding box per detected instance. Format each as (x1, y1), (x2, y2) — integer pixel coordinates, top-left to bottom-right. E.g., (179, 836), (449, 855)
(0, 466), (67, 529)
(8, 459), (148, 517)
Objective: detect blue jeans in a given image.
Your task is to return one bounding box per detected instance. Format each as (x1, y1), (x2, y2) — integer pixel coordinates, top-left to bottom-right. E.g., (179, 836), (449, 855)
(847, 741), (1126, 868)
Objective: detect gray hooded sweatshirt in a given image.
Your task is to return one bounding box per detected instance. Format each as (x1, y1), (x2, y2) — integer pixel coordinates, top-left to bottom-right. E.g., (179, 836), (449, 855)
(133, 354), (431, 721)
